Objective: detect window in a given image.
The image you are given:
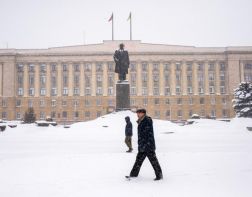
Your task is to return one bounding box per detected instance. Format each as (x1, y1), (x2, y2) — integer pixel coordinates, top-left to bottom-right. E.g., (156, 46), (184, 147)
(187, 86), (193, 94)
(96, 98), (102, 106)
(189, 97), (193, 105)
(29, 64), (35, 72)
(176, 86), (181, 95)
(220, 63), (226, 71)
(2, 112), (7, 119)
(153, 88), (159, 96)
(85, 99), (90, 107)
(85, 88), (91, 95)
(17, 64), (23, 72)
(200, 98), (205, 105)
(28, 100), (33, 107)
(97, 111), (102, 117)
(74, 88), (80, 95)
(18, 75), (23, 85)
(198, 64), (204, 71)
(74, 75), (79, 85)
(29, 88), (34, 96)
(40, 112), (45, 120)
(176, 63), (181, 70)
(96, 63), (103, 72)
(18, 88), (23, 96)
(211, 97), (216, 105)
(209, 86), (215, 94)
(63, 64), (68, 71)
(16, 100), (21, 107)
(85, 111), (91, 118)
(211, 110), (216, 118)
(142, 87), (148, 96)
(154, 98), (159, 105)
(62, 111), (68, 118)
(40, 75), (46, 85)
(51, 100), (56, 107)
(74, 64), (80, 72)
(40, 88), (46, 96)
(164, 87), (170, 95)
(108, 63), (114, 72)
(153, 63), (159, 71)
(177, 110), (182, 118)
(2, 99), (7, 107)
(51, 76), (57, 87)
(142, 63), (148, 71)
(74, 111), (79, 118)
(40, 64), (46, 72)
(73, 100), (79, 107)
(108, 87), (113, 95)
(130, 63), (136, 71)
(209, 73), (215, 81)
(51, 64), (57, 72)
(208, 63), (215, 71)
(130, 87), (136, 95)
(40, 100), (45, 107)
(63, 88), (68, 96)
(187, 64), (192, 71)
(63, 75), (68, 86)
(143, 98), (148, 106)
(165, 110), (170, 117)
(16, 112), (21, 120)
(164, 63), (170, 71)
(130, 99), (136, 106)
(108, 99), (114, 107)
(220, 86), (226, 94)
(222, 109), (228, 118)
(222, 97), (227, 105)
(199, 87), (204, 94)
(96, 87), (102, 95)
(165, 99), (170, 105)
(29, 75), (34, 85)
(177, 98), (182, 105)
(51, 88), (57, 96)
(84, 63), (91, 71)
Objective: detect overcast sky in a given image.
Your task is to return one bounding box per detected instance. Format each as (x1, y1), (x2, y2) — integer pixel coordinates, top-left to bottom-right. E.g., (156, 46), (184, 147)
(0, 0), (252, 49)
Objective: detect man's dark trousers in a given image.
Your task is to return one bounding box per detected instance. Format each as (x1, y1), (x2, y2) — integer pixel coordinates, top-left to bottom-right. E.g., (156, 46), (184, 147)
(130, 151), (162, 178)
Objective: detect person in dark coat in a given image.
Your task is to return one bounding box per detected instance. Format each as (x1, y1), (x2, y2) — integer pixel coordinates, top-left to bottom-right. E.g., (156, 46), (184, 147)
(128, 108), (163, 181)
(125, 116), (133, 152)
(113, 43), (130, 81)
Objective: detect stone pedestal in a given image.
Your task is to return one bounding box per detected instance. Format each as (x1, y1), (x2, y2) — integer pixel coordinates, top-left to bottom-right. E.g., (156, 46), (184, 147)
(116, 80), (130, 111)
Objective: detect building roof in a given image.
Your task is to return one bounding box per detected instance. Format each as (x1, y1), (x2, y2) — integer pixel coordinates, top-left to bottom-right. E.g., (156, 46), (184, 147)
(1, 40), (252, 55)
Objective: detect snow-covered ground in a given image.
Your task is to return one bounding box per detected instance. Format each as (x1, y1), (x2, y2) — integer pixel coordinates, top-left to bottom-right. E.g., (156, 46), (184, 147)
(0, 111), (252, 197)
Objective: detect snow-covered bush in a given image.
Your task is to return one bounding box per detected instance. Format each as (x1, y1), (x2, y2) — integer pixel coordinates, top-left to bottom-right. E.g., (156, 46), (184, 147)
(233, 82), (252, 118)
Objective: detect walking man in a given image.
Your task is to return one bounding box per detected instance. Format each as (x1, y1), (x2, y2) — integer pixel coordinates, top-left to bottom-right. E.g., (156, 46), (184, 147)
(125, 116), (133, 153)
(127, 108), (163, 181)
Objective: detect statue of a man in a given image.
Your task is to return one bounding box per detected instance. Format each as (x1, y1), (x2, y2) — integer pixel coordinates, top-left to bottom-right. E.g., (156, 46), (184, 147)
(113, 43), (130, 81)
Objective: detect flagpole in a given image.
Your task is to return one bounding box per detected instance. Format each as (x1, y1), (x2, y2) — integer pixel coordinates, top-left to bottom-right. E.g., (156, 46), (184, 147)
(112, 14), (114, 41)
(130, 14), (132, 40)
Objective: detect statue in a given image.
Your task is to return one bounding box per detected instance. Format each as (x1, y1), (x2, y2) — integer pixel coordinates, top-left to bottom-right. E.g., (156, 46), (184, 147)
(113, 43), (130, 81)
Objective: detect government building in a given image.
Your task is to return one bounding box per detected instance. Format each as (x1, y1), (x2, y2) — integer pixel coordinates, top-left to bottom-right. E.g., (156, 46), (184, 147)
(0, 40), (252, 123)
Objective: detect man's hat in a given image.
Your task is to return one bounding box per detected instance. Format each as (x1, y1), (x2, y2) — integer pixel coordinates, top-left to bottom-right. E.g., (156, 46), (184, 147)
(136, 108), (146, 114)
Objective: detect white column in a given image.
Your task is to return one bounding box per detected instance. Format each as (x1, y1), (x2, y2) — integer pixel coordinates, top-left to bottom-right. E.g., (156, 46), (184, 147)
(159, 62), (164, 96)
(80, 63), (85, 96)
(148, 62), (153, 96)
(137, 62), (142, 96)
(103, 62), (108, 96)
(57, 62), (62, 96)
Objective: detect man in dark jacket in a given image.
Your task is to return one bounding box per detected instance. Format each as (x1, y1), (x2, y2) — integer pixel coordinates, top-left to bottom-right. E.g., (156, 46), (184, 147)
(125, 116), (133, 152)
(128, 108), (163, 181)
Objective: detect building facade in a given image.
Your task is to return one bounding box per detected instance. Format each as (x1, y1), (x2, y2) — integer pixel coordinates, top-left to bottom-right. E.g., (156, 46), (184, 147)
(0, 40), (252, 122)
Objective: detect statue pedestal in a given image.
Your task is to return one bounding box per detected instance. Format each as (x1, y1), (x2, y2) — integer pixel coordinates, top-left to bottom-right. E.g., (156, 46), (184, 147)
(116, 80), (130, 111)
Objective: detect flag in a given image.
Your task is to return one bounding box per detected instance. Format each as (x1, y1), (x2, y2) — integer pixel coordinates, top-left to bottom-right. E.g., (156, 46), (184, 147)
(127, 12), (131, 21)
(108, 13), (113, 22)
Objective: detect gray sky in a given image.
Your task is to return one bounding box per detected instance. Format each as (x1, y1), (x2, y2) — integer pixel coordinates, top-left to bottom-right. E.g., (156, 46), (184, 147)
(0, 0), (252, 49)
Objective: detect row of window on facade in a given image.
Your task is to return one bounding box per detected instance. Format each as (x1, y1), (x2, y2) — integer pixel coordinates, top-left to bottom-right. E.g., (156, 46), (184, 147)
(1, 108), (230, 121)
(1, 96), (229, 109)
(16, 62), (228, 73)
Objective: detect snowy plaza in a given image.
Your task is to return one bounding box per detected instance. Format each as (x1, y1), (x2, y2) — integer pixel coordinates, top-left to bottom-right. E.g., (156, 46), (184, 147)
(1, 111), (252, 197)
